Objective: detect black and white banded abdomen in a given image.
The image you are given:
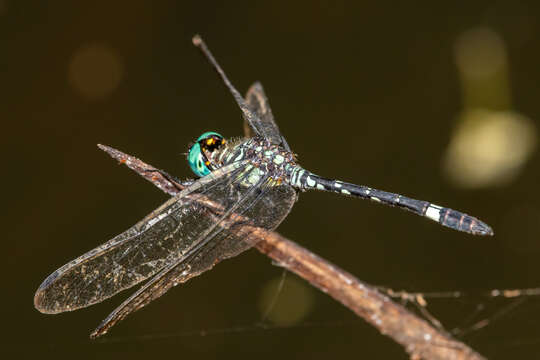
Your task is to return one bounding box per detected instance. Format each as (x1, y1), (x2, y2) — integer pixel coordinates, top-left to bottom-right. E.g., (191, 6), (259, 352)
(288, 167), (493, 236)
(421, 203), (493, 236)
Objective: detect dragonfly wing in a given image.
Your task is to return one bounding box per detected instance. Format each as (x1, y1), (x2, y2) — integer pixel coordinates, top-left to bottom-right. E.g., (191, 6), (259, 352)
(91, 177), (297, 338)
(244, 82), (291, 151)
(34, 161), (250, 314)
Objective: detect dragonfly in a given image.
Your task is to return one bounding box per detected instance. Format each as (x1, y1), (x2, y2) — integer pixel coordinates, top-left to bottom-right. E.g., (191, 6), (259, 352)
(34, 35), (493, 338)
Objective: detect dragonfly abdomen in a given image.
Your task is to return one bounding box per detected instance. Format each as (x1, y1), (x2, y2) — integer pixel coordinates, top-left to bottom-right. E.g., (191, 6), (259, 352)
(428, 206), (493, 236)
(291, 169), (493, 236)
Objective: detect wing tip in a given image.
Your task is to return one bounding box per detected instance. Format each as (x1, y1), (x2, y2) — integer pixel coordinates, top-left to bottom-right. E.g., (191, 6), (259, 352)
(90, 314), (114, 339)
(89, 329), (102, 339)
(34, 273), (53, 313)
(33, 289), (46, 313)
(34, 270), (68, 314)
(33, 288), (57, 314)
(246, 81), (263, 95)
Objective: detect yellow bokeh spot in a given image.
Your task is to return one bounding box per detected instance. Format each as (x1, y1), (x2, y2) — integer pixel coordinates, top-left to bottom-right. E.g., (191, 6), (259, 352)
(68, 43), (124, 101)
(444, 109), (537, 188)
(445, 27), (537, 188)
(258, 276), (315, 326)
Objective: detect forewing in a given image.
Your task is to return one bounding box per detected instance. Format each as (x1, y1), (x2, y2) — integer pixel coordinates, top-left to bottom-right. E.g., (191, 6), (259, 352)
(244, 82), (291, 151)
(91, 179), (297, 338)
(34, 161), (249, 314)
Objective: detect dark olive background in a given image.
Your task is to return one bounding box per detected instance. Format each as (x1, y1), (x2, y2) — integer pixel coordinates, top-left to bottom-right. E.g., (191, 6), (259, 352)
(3, 1), (540, 359)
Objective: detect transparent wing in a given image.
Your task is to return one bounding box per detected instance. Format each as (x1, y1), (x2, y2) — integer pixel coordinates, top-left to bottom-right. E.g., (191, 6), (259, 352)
(193, 36), (289, 149)
(34, 161), (250, 314)
(91, 176), (297, 337)
(244, 82), (291, 151)
(193, 35), (265, 139)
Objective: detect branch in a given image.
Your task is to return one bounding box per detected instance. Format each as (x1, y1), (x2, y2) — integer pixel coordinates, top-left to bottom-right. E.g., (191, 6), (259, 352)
(97, 144), (486, 360)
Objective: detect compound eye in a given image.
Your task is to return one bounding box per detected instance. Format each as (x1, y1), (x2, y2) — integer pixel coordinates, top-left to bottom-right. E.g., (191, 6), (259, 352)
(187, 142), (209, 177)
(187, 131), (224, 177)
(198, 131), (224, 153)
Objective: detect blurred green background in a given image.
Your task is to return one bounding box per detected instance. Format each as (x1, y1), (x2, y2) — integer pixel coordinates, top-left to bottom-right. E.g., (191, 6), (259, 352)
(3, 1), (540, 359)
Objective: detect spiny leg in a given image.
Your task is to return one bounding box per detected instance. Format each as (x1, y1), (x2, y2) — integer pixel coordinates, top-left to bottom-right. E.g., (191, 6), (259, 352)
(141, 168), (193, 190)
(290, 168), (493, 236)
(192, 35), (262, 137)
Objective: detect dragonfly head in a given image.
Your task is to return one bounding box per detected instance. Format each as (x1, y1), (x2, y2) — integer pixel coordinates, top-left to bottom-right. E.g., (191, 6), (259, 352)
(187, 131), (226, 177)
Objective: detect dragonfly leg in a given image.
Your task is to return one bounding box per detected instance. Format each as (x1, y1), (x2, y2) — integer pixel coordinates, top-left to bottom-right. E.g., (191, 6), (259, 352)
(141, 168), (191, 190)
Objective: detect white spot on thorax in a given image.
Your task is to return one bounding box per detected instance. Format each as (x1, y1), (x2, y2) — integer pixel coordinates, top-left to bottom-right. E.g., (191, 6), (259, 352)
(273, 154), (284, 164)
